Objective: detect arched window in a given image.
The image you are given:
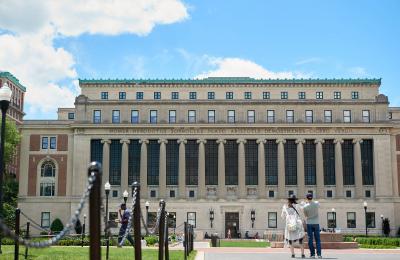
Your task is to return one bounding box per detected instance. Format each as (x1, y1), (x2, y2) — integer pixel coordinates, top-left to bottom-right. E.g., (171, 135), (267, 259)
(40, 160), (56, 196)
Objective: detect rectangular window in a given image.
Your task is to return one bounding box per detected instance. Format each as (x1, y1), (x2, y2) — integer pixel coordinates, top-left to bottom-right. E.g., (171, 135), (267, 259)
(205, 140), (218, 185)
(100, 92), (108, 100)
(40, 183), (55, 196)
(298, 92), (306, 99)
(316, 91), (324, 99)
(346, 190), (352, 198)
(343, 110), (351, 123)
(366, 212), (376, 228)
(324, 110), (332, 123)
(226, 92), (233, 100)
(171, 92), (179, 100)
(188, 110), (196, 123)
(268, 212), (277, 228)
(327, 190), (333, 198)
(268, 190), (275, 198)
(208, 92), (215, 100)
(41, 212), (50, 228)
(154, 92), (161, 100)
(286, 110), (294, 123)
(327, 212), (337, 228)
(244, 92), (252, 99)
(168, 212), (176, 228)
(305, 110), (313, 123)
(112, 110), (120, 123)
(247, 110), (255, 123)
(119, 92), (126, 100)
(169, 110), (176, 123)
(281, 91), (288, 99)
(150, 110), (157, 124)
(267, 110), (275, 123)
(365, 190), (371, 197)
(136, 92), (144, 100)
(169, 190), (175, 198)
(150, 190), (156, 197)
(227, 110), (235, 123)
(131, 110), (139, 123)
(41, 137), (48, 149)
(50, 137), (56, 149)
(263, 92), (270, 100)
(362, 110), (370, 123)
(68, 112), (75, 120)
(189, 92), (197, 100)
(347, 212), (356, 228)
(352, 91), (359, 99)
(187, 212), (196, 228)
(189, 190), (195, 197)
(334, 91), (341, 99)
(208, 110), (215, 123)
(93, 110), (101, 123)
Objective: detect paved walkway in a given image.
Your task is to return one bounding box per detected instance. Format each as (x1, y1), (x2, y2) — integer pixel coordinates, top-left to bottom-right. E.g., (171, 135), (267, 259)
(196, 248), (400, 260)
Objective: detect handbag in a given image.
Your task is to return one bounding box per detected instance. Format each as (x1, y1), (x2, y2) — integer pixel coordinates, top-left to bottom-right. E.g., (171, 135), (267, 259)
(291, 205), (307, 231)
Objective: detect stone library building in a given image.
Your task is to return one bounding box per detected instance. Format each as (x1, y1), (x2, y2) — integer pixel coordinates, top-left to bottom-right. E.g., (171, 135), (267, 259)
(17, 77), (400, 237)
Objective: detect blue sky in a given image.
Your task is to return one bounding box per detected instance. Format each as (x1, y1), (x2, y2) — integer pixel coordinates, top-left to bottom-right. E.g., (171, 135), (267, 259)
(1, 0), (400, 119)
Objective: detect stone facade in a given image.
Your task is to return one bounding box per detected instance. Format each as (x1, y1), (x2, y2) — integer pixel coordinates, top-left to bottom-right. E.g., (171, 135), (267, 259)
(17, 77), (400, 237)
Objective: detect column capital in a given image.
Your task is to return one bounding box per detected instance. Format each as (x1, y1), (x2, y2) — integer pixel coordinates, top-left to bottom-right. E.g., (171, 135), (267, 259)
(256, 139), (266, 144)
(334, 138), (344, 144)
(314, 139), (325, 144)
(196, 139), (207, 144)
(139, 139), (149, 144)
(158, 139), (168, 144)
(236, 139), (247, 144)
(352, 138), (363, 144)
(276, 138), (286, 144)
(120, 139), (131, 144)
(101, 139), (111, 144)
(216, 139), (226, 144)
(295, 139), (305, 144)
(177, 139), (187, 144)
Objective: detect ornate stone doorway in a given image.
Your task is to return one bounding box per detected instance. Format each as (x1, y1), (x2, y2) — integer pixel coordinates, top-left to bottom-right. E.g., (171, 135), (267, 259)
(225, 212), (240, 238)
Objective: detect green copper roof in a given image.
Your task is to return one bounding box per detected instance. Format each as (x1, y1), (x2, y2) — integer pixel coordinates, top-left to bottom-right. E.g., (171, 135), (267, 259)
(79, 77), (382, 85)
(0, 72), (27, 91)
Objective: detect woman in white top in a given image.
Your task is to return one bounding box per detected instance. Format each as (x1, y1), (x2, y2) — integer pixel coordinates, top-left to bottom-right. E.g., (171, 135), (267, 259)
(281, 194), (306, 258)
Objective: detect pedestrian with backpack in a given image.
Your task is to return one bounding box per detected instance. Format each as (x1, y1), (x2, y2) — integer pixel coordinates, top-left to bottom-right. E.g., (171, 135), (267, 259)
(281, 194), (306, 258)
(302, 193), (322, 258)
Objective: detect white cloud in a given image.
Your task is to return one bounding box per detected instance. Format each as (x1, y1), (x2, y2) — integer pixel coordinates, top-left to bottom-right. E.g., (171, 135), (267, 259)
(0, 0), (189, 118)
(348, 66), (368, 78)
(196, 57), (309, 79)
(295, 57), (322, 66)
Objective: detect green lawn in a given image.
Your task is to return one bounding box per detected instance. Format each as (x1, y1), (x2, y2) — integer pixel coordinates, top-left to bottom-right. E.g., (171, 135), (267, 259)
(219, 240), (270, 248)
(0, 245), (197, 260)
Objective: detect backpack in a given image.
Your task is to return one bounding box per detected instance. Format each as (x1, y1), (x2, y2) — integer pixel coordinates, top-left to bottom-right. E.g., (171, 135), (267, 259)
(286, 207), (302, 232)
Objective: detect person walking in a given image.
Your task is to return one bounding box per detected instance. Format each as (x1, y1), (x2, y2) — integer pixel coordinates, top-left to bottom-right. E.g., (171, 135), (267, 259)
(281, 194), (306, 258)
(117, 203), (135, 247)
(302, 193), (322, 258)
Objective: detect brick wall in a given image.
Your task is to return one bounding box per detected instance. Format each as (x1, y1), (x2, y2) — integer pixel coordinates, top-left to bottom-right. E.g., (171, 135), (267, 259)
(27, 154), (67, 196)
(57, 134), (68, 151)
(29, 135), (40, 151)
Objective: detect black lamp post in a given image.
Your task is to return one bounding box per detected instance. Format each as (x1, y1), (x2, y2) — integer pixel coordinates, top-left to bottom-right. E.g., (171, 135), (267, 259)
(104, 182), (111, 260)
(363, 201), (368, 237)
(380, 214), (384, 236)
(173, 214), (176, 235)
(0, 82), (12, 254)
(209, 209), (214, 228)
(81, 214), (86, 247)
(251, 210), (256, 228)
(145, 201), (150, 235)
(123, 190), (128, 204)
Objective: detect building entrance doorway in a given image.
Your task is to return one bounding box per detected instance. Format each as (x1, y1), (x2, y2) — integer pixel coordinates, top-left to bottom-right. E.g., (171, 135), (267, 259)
(225, 212), (240, 238)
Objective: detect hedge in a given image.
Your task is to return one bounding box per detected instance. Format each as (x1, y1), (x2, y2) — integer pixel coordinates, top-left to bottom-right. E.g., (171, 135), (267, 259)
(344, 236), (400, 247)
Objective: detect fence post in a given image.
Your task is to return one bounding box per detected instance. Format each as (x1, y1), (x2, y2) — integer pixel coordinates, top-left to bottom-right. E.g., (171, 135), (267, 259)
(24, 222), (30, 259)
(164, 213), (169, 260)
(88, 162), (102, 260)
(14, 208), (20, 260)
(132, 182), (142, 260)
(190, 225), (194, 253)
(184, 221), (188, 260)
(158, 200), (166, 260)
(81, 215), (86, 247)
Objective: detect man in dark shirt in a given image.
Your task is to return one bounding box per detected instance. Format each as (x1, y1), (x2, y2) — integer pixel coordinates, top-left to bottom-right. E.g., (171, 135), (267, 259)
(117, 203), (134, 247)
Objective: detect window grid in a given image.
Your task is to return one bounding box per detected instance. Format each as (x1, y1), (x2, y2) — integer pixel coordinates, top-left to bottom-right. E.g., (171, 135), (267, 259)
(147, 140), (160, 185)
(185, 140), (199, 185)
(226, 92), (233, 99)
(245, 140), (258, 185)
(208, 110), (215, 123)
(284, 140), (297, 185)
(342, 140), (355, 185)
(324, 110), (332, 123)
(119, 92), (126, 100)
(305, 110), (313, 123)
(154, 92), (161, 100)
(166, 140), (179, 185)
(136, 92), (143, 100)
(205, 140), (218, 185)
(112, 110), (120, 123)
(90, 139), (103, 164)
(298, 92), (306, 99)
(244, 92), (252, 99)
(109, 140), (122, 185)
(225, 140), (238, 185)
(281, 91), (288, 99)
(267, 110), (275, 123)
(187, 212), (196, 228)
(68, 113), (75, 120)
(93, 110), (101, 123)
(171, 92), (179, 100)
(304, 140), (316, 185)
(351, 91), (359, 99)
(362, 110), (370, 123)
(189, 92), (197, 100)
(228, 110), (235, 123)
(40, 182), (55, 196)
(41, 212), (50, 228)
(343, 110), (351, 123)
(327, 212), (337, 228)
(361, 140), (374, 185)
(208, 92), (215, 99)
(263, 92), (270, 99)
(316, 91), (324, 99)
(323, 140), (336, 185)
(286, 110), (294, 123)
(366, 212), (375, 228)
(265, 140), (278, 185)
(131, 110), (139, 123)
(268, 212), (277, 228)
(41, 137), (48, 149)
(150, 110), (157, 123)
(347, 212), (356, 228)
(101, 92), (108, 100)
(169, 110), (176, 123)
(50, 137), (56, 149)
(128, 140), (141, 185)
(188, 110), (196, 123)
(334, 91), (341, 99)
(247, 110), (255, 123)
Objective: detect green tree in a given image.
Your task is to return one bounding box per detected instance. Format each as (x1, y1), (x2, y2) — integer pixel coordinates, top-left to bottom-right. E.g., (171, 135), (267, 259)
(51, 218), (64, 233)
(4, 119), (21, 167)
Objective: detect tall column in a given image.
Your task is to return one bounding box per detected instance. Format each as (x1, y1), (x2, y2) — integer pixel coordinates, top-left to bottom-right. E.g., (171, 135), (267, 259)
(237, 139), (247, 199)
(334, 139), (344, 198)
(121, 139), (130, 193)
(353, 138), (363, 198)
(178, 139), (187, 199)
(296, 139), (305, 198)
(315, 139), (325, 199)
(257, 139), (266, 198)
(158, 139), (168, 199)
(277, 139), (286, 198)
(217, 139), (226, 199)
(101, 139), (111, 188)
(197, 139), (207, 199)
(140, 139), (148, 198)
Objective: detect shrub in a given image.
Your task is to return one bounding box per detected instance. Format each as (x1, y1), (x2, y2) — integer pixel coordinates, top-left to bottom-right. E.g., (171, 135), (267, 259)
(50, 218), (64, 233)
(144, 235), (158, 246)
(354, 237), (400, 247)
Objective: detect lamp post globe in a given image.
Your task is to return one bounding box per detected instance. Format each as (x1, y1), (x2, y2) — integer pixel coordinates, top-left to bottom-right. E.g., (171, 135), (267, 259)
(145, 201), (150, 235)
(104, 182), (111, 259)
(0, 82), (12, 254)
(363, 201), (368, 237)
(123, 190), (129, 203)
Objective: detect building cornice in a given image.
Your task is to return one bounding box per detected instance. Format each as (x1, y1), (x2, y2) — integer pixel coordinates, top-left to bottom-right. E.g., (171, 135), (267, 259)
(0, 71), (27, 91)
